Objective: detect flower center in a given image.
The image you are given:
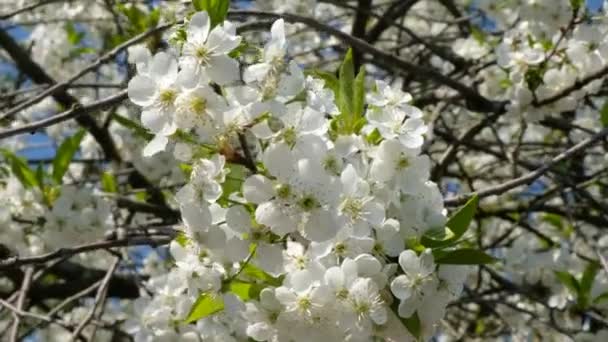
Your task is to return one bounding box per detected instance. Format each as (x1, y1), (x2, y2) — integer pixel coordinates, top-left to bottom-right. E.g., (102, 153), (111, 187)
(190, 96), (207, 116)
(337, 288), (349, 300)
(340, 197), (363, 220)
(158, 89), (177, 109)
(397, 156), (410, 170)
(195, 46), (211, 65)
(297, 296), (312, 311)
(334, 242), (347, 256)
(298, 195), (319, 211)
(274, 183), (291, 199)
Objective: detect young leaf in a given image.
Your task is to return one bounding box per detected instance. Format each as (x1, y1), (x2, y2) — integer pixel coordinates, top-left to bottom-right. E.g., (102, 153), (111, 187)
(65, 22), (85, 45)
(600, 101), (608, 127)
(112, 113), (154, 141)
(101, 172), (118, 193)
(435, 248), (497, 265)
(185, 293), (224, 323)
(554, 271), (580, 296)
(353, 68), (366, 119)
(390, 300), (421, 341)
(52, 130), (86, 184)
(192, 0), (230, 27)
(308, 70), (339, 96)
(401, 312), (422, 340)
(242, 263), (282, 286)
(421, 195), (478, 248)
(175, 231), (191, 247)
(226, 280), (264, 301)
(578, 262), (599, 308)
(446, 194), (479, 240)
(1, 149), (39, 189)
(338, 49), (355, 119)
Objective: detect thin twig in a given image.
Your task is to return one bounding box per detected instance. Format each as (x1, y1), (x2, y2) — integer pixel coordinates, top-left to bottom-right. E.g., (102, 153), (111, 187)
(444, 127), (608, 206)
(70, 258), (119, 341)
(9, 266), (33, 342)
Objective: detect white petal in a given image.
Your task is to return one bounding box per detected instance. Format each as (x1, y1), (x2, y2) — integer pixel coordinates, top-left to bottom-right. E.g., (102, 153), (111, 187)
(255, 243), (284, 276)
(225, 206), (251, 234)
(397, 296), (418, 318)
(302, 210), (338, 242)
(362, 200), (385, 226)
(398, 250), (420, 275)
(180, 202), (212, 232)
(390, 275), (412, 300)
(355, 254), (382, 277)
(207, 55), (240, 85)
(207, 25), (241, 53)
(255, 202), (296, 236)
(371, 307), (387, 325)
(419, 249), (436, 277)
(263, 143), (295, 181)
(243, 175), (274, 204)
(140, 110), (168, 133)
(244, 63), (271, 83)
(142, 134), (168, 157)
(247, 322), (273, 342)
(324, 266), (345, 288)
(127, 75), (156, 107)
(149, 52), (178, 85)
(188, 11), (211, 43)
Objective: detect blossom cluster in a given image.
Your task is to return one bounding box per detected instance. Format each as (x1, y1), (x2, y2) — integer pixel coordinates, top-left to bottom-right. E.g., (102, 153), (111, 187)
(122, 11), (470, 341)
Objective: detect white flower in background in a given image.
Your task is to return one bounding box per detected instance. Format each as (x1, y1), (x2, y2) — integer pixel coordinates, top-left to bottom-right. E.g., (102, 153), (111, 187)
(127, 51), (180, 156)
(391, 249), (438, 318)
(181, 11), (241, 85)
(244, 19), (287, 84)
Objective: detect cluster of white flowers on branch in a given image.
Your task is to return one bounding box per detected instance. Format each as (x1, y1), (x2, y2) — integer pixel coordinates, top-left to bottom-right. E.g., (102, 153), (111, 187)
(121, 10), (478, 341)
(2, 0), (608, 341)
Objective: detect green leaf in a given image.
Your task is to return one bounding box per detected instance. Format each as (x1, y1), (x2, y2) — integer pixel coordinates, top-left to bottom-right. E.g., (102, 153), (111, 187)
(421, 195), (478, 248)
(52, 130), (86, 184)
(242, 263), (282, 287)
(65, 22), (85, 45)
(175, 231), (191, 247)
(594, 292), (608, 304)
(447, 195), (478, 238)
(435, 248), (498, 265)
(228, 40), (248, 58)
(226, 280), (264, 301)
(35, 163), (45, 190)
(101, 172), (118, 193)
(401, 312), (422, 340)
(1, 149), (39, 189)
(185, 293), (224, 323)
(338, 48), (355, 121)
(578, 262), (600, 308)
(308, 70), (339, 95)
(600, 101), (608, 127)
(389, 297), (421, 340)
(192, 0), (230, 27)
(580, 262), (599, 295)
(353, 68), (366, 119)
(218, 163), (246, 206)
(471, 26), (486, 44)
(554, 271), (580, 296)
(112, 113), (154, 141)
(570, 0), (584, 10)
(365, 128), (382, 145)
